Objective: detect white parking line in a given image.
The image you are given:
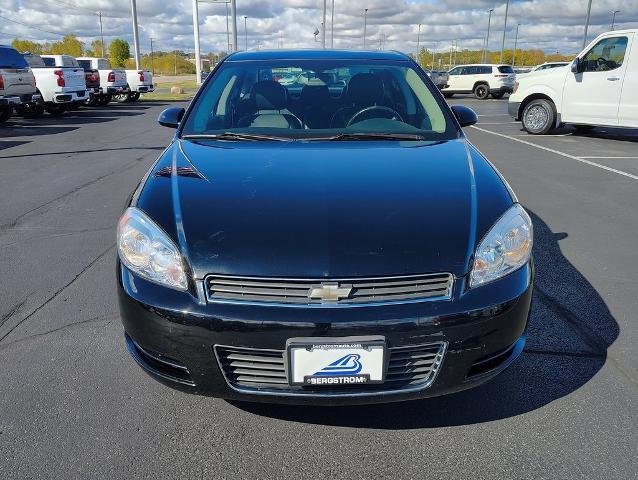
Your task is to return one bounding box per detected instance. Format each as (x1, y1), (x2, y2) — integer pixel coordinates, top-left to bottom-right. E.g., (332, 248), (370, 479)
(581, 156), (638, 159)
(470, 125), (638, 181)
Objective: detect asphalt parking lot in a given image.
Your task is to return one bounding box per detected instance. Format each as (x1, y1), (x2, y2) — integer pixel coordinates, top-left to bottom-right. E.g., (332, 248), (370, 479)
(1, 98), (637, 479)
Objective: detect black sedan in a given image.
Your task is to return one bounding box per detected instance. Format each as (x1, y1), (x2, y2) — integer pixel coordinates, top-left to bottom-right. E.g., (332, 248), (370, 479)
(117, 49), (533, 405)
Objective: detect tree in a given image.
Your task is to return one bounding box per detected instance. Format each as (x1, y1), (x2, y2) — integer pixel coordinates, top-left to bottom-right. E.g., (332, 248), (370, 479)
(49, 34), (84, 57)
(86, 39), (107, 58)
(109, 38), (130, 67)
(11, 39), (44, 54)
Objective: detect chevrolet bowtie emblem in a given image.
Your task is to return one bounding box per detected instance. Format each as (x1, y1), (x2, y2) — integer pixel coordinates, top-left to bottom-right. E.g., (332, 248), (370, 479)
(309, 283), (353, 302)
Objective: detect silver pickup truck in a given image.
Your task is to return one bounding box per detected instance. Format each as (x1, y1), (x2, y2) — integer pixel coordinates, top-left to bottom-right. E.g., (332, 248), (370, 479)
(424, 69), (450, 90)
(0, 45), (40, 123)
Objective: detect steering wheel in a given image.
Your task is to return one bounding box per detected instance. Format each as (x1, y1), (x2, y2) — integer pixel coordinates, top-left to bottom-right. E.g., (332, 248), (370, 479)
(346, 106), (404, 127)
(596, 57), (613, 71)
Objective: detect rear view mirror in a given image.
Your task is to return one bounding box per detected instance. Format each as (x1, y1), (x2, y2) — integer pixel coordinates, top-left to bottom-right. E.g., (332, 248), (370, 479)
(158, 107), (185, 128)
(571, 58), (582, 74)
(450, 105), (478, 128)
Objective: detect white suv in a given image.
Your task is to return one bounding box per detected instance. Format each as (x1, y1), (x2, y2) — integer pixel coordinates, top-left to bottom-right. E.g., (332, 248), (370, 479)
(442, 64), (516, 99)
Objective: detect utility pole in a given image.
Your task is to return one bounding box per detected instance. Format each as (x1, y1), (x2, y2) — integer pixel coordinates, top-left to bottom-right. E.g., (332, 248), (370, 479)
(174, 50), (178, 75)
(231, 0), (237, 51)
(192, 0), (202, 84)
(244, 16), (248, 50)
(611, 10), (620, 30)
(226, 2), (230, 51)
(416, 24), (421, 65)
(484, 8), (493, 63)
(454, 39), (458, 66)
(130, 0), (141, 69)
(149, 37), (155, 74)
(431, 46), (435, 70)
(512, 24), (520, 66)
(98, 11), (105, 57)
(583, 0), (593, 49)
(331, 0), (335, 48)
(322, 0), (327, 48)
(363, 8), (368, 49)
(500, 0), (510, 64)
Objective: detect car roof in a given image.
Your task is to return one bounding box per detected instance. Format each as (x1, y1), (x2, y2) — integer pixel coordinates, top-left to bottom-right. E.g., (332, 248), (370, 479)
(226, 49), (410, 62)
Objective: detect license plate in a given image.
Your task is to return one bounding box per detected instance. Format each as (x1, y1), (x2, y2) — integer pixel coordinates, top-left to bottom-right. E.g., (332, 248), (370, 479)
(287, 336), (385, 386)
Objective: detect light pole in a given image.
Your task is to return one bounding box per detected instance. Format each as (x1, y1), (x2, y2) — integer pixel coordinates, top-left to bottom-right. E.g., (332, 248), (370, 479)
(225, 2), (230, 51)
(130, 0), (141, 70)
(431, 45), (435, 70)
(611, 10), (620, 30)
(512, 24), (520, 66)
(484, 8), (493, 63)
(331, 0), (335, 48)
(244, 16), (248, 50)
(416, 24), (421, 65)
(192, 0), (202, 84)
(322, 0), (327, 48)
(149, 37), (155, 74)
(583, 0), (593, 49)
(98, 11), (105, 57)
(500, 0), (510, 64)
(363, 8), (368, 49)
(231, 0), (237, 51)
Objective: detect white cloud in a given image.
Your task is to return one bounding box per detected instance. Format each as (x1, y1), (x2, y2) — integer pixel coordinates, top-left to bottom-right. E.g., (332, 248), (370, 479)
(0, 0), (636, 55)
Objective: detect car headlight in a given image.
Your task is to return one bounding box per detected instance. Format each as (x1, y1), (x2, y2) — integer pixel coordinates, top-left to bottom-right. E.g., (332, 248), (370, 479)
(470, 204), (533, 288)
(117, 207), (188, 290)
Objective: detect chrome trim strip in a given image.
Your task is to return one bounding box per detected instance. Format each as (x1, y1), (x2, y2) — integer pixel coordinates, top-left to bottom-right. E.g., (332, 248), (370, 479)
(214, 341), (447, 398)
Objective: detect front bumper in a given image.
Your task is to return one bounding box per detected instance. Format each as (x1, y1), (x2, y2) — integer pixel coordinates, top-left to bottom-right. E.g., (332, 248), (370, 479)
(508, 101), (522, 120)
(118, 262), (533, 405)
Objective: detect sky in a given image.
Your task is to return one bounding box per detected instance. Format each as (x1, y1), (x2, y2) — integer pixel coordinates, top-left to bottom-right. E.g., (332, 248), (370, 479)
(0, 0), (636, 56)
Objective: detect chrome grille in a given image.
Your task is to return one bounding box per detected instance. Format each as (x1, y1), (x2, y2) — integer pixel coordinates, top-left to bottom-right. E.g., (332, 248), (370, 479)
(205, 273), (453, 305)
(215, 342), (446, 395)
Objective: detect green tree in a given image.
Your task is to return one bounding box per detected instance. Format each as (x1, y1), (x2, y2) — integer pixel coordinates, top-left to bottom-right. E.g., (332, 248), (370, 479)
(109, 38), (130, 67)
(49, 34), (84, 57)
(11, 39), (44, 54)
(86, 39), (107, 58)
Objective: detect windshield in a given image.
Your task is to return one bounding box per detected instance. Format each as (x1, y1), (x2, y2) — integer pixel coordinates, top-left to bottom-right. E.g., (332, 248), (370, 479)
(181, 59), (457, 140)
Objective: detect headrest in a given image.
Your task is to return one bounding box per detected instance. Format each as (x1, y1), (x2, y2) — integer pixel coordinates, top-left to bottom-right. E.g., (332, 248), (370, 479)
(252, 80), (287, 110)
(301, 84), (331, 104)
(346, 73), (385, 105)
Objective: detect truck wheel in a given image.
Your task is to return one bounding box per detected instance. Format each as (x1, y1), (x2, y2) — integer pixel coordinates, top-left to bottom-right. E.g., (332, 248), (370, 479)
(522, 99), (556, 135)
(129, 92), (141, 102)
(491, 92), (505, 99)
(96, 95), (112, 106)
(473, 84), (489, 100)
(16, 104), (45, 119)
(45, 104), (67, 116)
(0, 108), (11, 123)
(113, 92), (132, 103)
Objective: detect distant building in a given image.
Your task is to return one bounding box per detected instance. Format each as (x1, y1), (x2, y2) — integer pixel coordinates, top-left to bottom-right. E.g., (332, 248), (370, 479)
(187, 57), (212, 72)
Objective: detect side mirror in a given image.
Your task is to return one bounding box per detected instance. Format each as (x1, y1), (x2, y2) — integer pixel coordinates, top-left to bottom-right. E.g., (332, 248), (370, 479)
(571, 58), (582, 74)
(451, 105), (478, 128)
(158, 107), (185, 128)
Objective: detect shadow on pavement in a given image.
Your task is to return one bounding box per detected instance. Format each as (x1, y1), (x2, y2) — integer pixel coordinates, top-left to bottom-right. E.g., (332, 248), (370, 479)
(232, 211), (618, 428)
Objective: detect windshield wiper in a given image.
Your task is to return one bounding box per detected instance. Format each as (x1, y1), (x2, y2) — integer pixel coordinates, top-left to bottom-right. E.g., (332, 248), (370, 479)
(304, 132), (429, 141)
(182, 132), (293, 142)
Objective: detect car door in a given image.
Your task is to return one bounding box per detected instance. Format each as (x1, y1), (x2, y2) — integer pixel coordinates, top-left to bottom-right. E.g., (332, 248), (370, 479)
(447, 67), (464, 91)
(618, 32), (637, 127)
(462, 66), (478, 91)
(562, 35), (630, 125)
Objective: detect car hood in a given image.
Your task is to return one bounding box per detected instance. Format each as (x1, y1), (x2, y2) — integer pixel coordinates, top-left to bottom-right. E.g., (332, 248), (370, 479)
(136, 138), (513, 280)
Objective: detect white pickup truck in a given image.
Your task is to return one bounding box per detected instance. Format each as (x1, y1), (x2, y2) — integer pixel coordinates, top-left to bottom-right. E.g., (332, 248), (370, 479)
(509, 29), (638, 134)
(76, 57), (128, 106)
(20, 53), (87, 116)
(113, 70), (154, 103)
(0, 45), (40, 123)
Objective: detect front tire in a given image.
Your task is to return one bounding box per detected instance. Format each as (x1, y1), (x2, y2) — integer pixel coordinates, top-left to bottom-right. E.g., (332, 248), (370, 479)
(0, 108), (11, 123)
(473, 84), (489, 100)
(522, 99), (556, 135)
(15, 104), (45, 119)
(96, 94), (112, 106)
